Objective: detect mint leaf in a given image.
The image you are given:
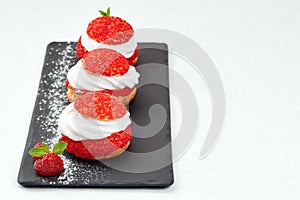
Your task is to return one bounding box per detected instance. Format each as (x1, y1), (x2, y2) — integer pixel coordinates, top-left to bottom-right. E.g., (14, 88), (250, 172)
(29, 148), (47, 157)
(107, 7), (110, 16)
(99, 10), (107, 16)
(42, 143), (50, 153)
(53, 142), (68, 154)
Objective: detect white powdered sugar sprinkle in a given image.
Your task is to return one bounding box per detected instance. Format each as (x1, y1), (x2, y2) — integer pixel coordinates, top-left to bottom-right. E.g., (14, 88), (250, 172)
(35, 42), (111, 185)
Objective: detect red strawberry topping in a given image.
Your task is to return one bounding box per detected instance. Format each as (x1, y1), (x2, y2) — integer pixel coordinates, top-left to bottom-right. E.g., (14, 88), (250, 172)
(127, 47), (139, 66)
(76, 36), (89, 59)
(83, 48), (129, 76)
(87, 16), (134, 45)
(60, 126), (132, 160)
(74, 92), (127, 120)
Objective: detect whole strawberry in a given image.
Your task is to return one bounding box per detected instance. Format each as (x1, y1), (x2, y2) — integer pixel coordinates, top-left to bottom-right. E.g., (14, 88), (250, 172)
(34, 153), (64, 176)
(29, 142), (67, 177)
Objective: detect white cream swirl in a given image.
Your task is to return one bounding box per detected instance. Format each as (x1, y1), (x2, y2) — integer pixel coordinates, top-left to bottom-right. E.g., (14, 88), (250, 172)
(81, 31), (137, 58)
(67, 59), (140, 91)
(58, 103), (131, 141)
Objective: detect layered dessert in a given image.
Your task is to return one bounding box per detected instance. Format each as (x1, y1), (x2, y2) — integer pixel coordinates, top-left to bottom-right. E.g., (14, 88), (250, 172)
(66, 48), (140, 104)
(76, 8), (138, 66)
(58, 92), (132, 160)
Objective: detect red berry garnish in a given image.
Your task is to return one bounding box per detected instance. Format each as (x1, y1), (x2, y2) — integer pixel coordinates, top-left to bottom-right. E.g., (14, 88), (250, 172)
(34, 153), (64, 177)
(29, 142), (68, 177)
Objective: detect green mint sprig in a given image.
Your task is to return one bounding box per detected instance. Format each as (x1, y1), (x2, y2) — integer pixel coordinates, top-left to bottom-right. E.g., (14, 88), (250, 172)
(29, 142), (67, 158)
(99, 7), (111, 16)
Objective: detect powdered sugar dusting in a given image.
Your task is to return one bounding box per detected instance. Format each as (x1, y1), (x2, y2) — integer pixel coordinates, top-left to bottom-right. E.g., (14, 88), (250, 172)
(34, 42), (111, 186)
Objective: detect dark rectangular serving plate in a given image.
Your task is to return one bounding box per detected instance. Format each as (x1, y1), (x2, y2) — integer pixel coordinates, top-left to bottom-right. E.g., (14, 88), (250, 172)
(18, 42), (174, 187)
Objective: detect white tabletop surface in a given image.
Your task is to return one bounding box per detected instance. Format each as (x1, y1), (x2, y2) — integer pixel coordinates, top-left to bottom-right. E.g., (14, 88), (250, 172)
(1, 0), (300, 199)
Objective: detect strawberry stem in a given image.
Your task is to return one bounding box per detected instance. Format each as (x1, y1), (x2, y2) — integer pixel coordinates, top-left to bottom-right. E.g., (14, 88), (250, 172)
(98, 7), (111, 16)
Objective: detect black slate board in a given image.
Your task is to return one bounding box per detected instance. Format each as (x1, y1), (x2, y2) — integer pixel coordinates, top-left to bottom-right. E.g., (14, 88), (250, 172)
(17, 42), (174, 187)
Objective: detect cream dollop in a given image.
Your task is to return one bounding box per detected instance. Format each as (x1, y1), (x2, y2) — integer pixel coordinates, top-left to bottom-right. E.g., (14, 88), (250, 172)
(81, 31), (137, 58)
(67, 59), (140, 91)
(58, 103), (131, 141)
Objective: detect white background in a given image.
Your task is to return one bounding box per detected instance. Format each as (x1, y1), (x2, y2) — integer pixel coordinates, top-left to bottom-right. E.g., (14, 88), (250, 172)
(1, 0), (300, 199)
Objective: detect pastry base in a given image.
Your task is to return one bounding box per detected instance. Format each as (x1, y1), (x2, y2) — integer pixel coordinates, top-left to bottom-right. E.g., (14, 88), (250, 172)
(67, 87), (137, 104)
(93, 141), (130, 160)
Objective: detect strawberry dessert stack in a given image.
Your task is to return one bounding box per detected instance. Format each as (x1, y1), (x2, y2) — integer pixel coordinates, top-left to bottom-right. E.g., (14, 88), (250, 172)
(28, 8), (140, 177)
(58, 92), (132, 160)
(66, 48), (140, 104)
(77, 8), (138, 66)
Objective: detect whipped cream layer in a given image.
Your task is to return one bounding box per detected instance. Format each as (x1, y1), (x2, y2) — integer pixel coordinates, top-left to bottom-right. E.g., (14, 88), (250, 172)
(67, 59), (140, 91)
(81, 31), (137, 58)
(58, 103), (131, 141)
